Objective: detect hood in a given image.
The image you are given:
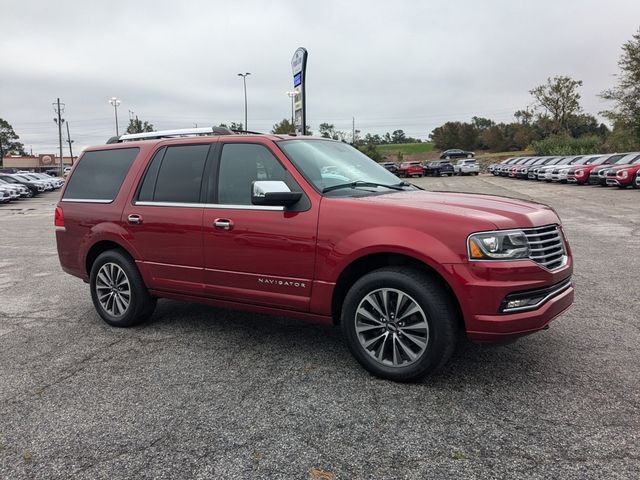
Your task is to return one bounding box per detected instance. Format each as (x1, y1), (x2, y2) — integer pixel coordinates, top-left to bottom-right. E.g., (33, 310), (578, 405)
(609, 164), (638, 172)
(352, 190), (558, 230)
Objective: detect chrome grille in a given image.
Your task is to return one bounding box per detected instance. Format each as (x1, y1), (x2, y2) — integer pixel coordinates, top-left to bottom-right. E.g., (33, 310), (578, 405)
(523, 225), (566, 270)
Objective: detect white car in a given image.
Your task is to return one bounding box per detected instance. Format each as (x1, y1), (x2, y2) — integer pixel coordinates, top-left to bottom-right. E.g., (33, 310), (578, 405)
(454, 159), (480, 175)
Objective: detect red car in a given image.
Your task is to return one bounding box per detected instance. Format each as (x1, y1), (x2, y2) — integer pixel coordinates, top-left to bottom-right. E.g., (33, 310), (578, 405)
(396, 161), (424, 178)
(55, 129), (573, 381)
(605, 154), (640, 187)
(567, 154), (625, 185)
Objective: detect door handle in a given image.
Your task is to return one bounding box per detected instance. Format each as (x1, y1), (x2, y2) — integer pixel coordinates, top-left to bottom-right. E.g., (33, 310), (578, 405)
(213, 218), (233, 231)
(128, 214), (143, 225)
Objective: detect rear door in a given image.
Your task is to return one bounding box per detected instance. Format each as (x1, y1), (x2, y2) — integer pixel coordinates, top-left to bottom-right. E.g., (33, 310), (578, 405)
(122, 143), (215, 295)
(201, 140), (319, 311)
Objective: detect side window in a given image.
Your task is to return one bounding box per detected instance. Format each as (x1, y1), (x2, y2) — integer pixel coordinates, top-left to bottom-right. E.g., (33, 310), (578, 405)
(63, 148), (139, 201)
(217, 143), (293, 205)
(137, 148), (165, 202)
(151, 145), (209, 203)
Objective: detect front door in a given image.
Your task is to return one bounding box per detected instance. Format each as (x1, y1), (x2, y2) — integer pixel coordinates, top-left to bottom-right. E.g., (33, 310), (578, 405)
(202, 141), (318, 311)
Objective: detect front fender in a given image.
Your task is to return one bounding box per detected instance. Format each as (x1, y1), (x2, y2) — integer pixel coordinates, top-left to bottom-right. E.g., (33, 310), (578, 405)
(316, 226), (464, 283)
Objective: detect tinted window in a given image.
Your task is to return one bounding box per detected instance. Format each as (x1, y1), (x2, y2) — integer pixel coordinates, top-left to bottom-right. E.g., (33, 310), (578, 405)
(153, 145), (209, 203)
(63, 148), (139, 201)
(217, 143), (292, 205)
(137, 148), (165, 202)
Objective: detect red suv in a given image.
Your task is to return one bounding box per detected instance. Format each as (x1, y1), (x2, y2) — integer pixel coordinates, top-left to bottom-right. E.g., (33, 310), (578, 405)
(55, 128), (574, 381)
(396, 161), (424, 178)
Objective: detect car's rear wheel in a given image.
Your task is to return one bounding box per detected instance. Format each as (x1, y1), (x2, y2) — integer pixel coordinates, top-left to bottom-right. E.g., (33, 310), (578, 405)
(90, 250), (156, 327)
(341, 267), (458, 382)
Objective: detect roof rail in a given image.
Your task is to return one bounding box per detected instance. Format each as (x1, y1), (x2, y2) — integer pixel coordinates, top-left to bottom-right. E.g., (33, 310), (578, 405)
(231, 129), (264, 135)
(113, 127), (235, 143)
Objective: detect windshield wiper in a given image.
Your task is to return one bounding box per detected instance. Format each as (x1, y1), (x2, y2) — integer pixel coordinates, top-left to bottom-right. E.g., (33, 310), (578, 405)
(322, 180), (410, 194)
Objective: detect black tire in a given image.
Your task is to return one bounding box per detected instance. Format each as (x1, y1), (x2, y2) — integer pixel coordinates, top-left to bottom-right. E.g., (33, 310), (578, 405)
(341, 267), (459, 382)
(89, 249), (156, 327)
(633, 173), (640, 190)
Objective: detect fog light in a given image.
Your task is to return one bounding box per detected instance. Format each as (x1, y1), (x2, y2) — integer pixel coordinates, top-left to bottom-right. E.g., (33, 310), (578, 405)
(506, 299), (528, 309)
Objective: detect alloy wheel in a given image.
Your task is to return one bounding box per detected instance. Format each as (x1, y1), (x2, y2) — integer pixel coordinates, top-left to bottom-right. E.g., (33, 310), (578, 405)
(355, 288), (429, 367)
(95, 262), (131, 317)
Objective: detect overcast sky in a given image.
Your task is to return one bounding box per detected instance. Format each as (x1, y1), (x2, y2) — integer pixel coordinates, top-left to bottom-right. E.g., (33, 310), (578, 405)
(2, 0), (640, 154)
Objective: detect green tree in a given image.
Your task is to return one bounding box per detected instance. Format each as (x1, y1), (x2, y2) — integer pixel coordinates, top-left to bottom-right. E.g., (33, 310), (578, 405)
(271, 119), (295, 134)
(429, 122), (462, 150)
(514, 108), (534, 126)
(125, 116), (154, 134)
(391, 129), (407, 143)
(0, 118), (25, 167)
(218, 122), (244, 131)
(600, 28), (640, 148)
(480, 125), (506, 151)
(472, 116), (495, 132)
(357, 143), (382, 162)
(458, 123), (479, 150)
(530, 76), (584, 132)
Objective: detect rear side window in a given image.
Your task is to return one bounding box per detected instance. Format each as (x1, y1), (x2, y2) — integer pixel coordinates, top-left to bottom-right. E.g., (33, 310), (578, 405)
(63, 148), (139, 201)
(139, 145), (209, 204)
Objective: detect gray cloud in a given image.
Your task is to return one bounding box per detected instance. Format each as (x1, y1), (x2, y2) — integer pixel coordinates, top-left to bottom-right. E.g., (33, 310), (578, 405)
(1, 0), (639, 153)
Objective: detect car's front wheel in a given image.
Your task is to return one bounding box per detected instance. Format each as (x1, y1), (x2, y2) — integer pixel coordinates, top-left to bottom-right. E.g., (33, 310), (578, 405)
(341, 268), (459, 382)
(633, 173), (640, 189)
(90, 250), (156, 327)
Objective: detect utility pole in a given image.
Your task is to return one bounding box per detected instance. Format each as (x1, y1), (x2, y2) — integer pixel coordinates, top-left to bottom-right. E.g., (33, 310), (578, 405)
(53, 98), (65, 176)
(352, 117), (356, 145)
(286, 91), (296, 130)
(65, 122), (74, 165)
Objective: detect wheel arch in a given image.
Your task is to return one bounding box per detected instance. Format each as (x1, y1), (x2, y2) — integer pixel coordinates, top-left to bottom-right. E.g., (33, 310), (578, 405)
(330, 252), (463, 331)
(85, 240), (137, 276)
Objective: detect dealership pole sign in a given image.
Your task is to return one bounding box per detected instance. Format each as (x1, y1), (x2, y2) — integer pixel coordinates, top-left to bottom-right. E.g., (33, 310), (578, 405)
(291, 47), (308, 135)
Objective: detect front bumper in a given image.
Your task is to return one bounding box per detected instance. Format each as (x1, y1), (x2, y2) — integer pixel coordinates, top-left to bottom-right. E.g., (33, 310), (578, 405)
(447, 256), (574, 341)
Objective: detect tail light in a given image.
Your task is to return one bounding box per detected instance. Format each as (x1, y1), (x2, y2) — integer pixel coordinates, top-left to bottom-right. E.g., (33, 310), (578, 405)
(54, 206), (65, 228)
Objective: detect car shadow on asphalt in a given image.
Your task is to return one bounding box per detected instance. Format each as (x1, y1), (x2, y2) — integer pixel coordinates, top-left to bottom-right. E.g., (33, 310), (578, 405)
(142, 298), (561, 387)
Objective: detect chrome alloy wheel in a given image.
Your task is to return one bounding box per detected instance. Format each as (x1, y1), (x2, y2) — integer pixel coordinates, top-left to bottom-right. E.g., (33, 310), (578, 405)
(355, 288), (429, 367)
(95, 262), (131, 317)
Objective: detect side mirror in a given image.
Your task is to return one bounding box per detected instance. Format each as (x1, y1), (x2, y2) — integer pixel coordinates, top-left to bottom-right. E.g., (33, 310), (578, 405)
(251, 181), (302, 206)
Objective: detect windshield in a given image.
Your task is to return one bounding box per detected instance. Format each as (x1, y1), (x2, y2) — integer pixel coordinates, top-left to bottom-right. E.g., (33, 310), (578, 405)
(278, 139), (407, 195)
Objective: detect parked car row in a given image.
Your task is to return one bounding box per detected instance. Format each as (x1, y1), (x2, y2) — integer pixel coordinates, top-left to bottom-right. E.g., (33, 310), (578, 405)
(383, 158), (479, 178)
(488, 152), (640, 188)
(0, 172), (64, 204)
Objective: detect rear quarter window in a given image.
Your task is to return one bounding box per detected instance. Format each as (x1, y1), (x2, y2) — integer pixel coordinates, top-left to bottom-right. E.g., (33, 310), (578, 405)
(63, 148), (139, 201)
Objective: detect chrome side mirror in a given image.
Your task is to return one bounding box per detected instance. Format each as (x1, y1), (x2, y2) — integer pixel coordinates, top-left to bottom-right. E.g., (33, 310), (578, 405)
(251, 181), (302, 206)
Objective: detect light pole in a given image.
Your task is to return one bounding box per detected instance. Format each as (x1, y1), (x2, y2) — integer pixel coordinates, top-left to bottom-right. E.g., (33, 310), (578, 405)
(109, 97), (121, 136)
(237, 72), (251, 131)
(286, 91), (296, 131)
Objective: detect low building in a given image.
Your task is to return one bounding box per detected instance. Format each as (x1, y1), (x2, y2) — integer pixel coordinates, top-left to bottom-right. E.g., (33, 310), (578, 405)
(1, 155), (75, 173)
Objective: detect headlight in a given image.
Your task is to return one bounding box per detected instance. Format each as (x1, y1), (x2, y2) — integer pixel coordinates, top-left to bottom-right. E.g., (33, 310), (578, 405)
(617, 170), (628, 179)
(522, 169), (528, 174)
(468, 230), (530, 260)
(574, 169), (584, 177)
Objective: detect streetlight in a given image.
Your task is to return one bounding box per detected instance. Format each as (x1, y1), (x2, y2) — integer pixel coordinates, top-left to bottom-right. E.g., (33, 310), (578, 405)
(237, 72), (251, 131)
(286, 91), (296, 131)
(109, 97), (121, 136)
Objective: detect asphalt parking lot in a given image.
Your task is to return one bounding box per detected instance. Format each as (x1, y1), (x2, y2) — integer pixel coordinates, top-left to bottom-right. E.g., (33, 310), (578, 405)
(1, 176), (639, 480)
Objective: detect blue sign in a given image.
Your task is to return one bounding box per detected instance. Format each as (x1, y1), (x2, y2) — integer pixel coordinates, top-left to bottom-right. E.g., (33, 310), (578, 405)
(293, 72), (302, 87)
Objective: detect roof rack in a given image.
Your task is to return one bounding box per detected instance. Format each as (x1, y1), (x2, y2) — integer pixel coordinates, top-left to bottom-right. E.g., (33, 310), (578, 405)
(109, 127), (236, 144)
(231, 129), (265, 135)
